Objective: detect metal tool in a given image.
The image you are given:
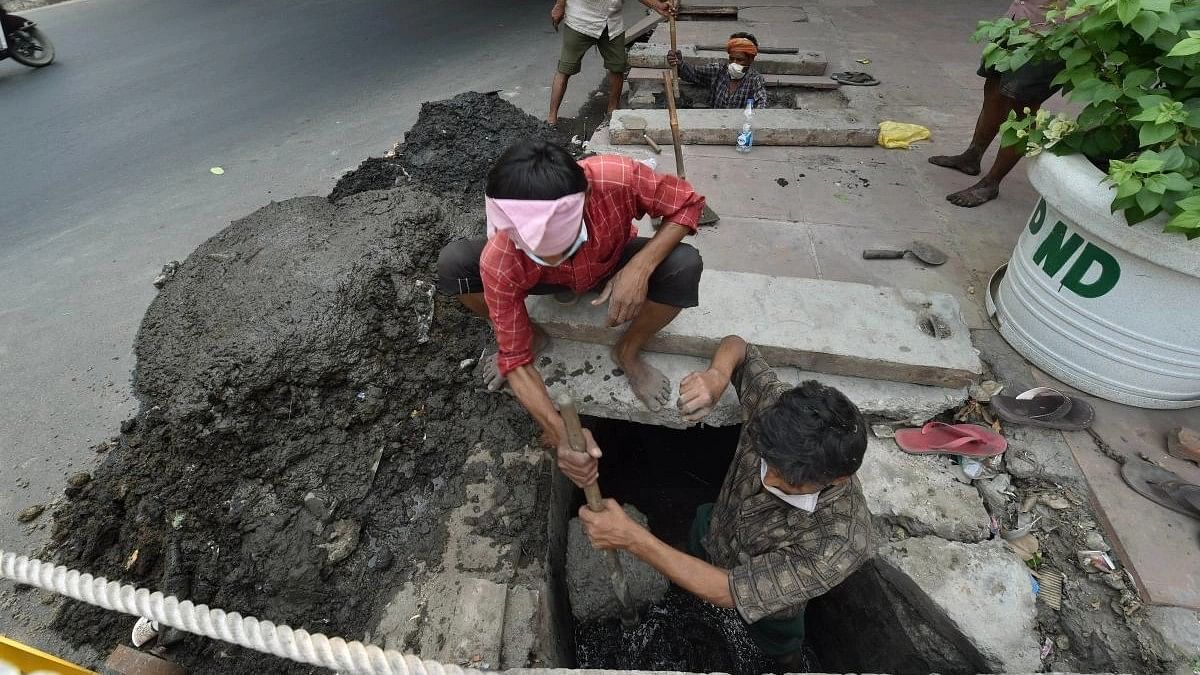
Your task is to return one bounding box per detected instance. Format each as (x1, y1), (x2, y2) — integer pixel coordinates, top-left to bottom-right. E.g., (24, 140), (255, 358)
(618, 115), (662, 154)
(862, 241), (948, 266)
(662, 70), (721, 225)
(558, 394), (639, 628)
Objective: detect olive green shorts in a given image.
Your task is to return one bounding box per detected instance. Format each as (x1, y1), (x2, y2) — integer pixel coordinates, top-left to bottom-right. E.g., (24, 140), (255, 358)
(558, 24), (626, 75)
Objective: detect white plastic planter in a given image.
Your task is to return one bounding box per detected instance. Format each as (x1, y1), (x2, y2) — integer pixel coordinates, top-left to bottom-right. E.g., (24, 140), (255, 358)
(991, 153), (1200, 409)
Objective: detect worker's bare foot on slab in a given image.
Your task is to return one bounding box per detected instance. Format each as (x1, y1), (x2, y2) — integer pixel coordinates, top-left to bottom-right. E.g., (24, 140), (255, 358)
(947, 178), (1000, 207)
(613, 346), (671, 411)
(929, 151), (982, 176)
(481, 324), (551, 391)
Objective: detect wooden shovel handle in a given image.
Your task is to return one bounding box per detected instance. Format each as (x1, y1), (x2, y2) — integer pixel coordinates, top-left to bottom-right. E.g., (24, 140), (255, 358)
(662, 70), (686, 181)
(558, 395), (604, 511)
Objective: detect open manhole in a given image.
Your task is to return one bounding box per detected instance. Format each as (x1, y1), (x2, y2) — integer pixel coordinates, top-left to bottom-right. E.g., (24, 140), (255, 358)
(548, 418), (982, 675)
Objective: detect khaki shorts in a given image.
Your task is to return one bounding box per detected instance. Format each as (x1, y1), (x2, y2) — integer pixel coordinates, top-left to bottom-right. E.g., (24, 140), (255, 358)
(558, 24), (626, 75)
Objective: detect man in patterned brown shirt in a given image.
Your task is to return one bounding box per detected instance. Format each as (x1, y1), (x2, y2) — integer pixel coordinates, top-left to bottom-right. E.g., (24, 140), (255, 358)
(576, 335), (872, 663)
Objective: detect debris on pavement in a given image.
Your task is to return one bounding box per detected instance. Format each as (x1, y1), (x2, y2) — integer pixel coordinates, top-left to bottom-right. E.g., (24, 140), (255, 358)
(17, 504), (45, 523)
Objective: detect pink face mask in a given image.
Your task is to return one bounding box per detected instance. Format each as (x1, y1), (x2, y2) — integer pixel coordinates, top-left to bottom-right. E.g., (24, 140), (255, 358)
(485, 192), (586, 259)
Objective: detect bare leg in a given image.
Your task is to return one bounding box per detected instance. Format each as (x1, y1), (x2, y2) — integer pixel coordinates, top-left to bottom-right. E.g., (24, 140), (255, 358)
(606, 70), (624, 115)
(947, 100), (1041, 208)
(458, 293), (550, 390)
(929, 77), (1008, 176)
(611, 300), (680, 411)
(548, 71), (571, 125)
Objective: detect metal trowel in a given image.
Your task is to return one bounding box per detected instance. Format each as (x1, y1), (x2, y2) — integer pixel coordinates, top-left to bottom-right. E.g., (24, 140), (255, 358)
(862, 241), (948, 266)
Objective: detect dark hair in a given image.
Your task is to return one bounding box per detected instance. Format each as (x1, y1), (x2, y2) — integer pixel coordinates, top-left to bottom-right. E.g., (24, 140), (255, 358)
(729, 31), (759, 46)
(751, 380), (867, 485)
(486, 140), (587, 200)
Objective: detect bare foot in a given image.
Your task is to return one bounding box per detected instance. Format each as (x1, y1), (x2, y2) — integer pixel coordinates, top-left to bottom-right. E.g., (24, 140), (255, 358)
(612, 346), (671, 412)
(481, 324), (550, 391)
(929, 151), (982, 176)
(946, 178), (1000, 208)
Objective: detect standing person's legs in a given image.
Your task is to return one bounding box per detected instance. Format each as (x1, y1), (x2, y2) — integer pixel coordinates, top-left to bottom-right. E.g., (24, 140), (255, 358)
(596, 28), (629, 115)
(943, 58), (1062, 207)
(929, 76), (1007, 176)
(549, 25), (596, 125)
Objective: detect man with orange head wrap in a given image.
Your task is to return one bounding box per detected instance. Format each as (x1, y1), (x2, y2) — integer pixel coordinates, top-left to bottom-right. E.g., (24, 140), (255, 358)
(667, 31), (768, 109)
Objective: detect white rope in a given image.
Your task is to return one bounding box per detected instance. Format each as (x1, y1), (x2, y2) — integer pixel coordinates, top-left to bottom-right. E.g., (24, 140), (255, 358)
(0, 550), (486, 675)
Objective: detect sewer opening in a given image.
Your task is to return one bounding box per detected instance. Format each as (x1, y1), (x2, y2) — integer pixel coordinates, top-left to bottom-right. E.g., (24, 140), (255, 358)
(557, 417), (981, 675)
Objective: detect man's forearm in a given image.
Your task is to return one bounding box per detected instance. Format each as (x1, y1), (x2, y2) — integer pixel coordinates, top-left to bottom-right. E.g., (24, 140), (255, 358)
(629, 528), (735, 607)
(708, 335), (747, 381)
(508, 364), (565, 446)
(627, 222), (689, 279)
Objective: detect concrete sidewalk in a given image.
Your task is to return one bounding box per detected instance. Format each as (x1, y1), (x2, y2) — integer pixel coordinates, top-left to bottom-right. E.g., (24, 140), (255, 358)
(593, 0), (1200, 670)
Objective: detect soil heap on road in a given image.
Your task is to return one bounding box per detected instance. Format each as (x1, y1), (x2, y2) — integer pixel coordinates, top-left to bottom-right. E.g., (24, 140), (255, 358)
(44, 92), (569, 675)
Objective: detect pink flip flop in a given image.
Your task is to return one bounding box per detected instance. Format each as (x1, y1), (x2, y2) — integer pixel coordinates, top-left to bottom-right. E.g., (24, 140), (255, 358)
(894, 422), (1008, 458)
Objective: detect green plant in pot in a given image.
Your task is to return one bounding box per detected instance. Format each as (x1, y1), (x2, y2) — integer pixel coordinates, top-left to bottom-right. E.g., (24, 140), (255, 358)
(975, 0), (1200, 239)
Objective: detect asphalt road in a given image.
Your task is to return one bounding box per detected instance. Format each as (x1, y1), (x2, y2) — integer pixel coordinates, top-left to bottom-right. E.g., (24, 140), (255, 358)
(0, 0), (624, 657)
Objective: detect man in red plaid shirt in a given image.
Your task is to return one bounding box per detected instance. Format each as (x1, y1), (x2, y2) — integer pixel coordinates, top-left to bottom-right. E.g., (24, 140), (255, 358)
(438, 140), (705, 477)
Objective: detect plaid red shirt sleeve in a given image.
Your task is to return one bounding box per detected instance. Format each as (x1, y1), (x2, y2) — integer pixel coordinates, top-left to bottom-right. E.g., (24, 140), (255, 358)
(481, 155), (705, 376)
(626, 156), (704, 232)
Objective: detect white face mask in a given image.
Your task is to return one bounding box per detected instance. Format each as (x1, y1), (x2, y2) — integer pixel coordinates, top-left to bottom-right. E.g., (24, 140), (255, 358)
(523, 219), (588, 267)
(727, 62), (746, 80)
(760, 460), (820, 512)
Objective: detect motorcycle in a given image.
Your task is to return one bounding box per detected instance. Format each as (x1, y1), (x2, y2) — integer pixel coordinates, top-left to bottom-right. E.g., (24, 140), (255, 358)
(0, 6), (54, 68)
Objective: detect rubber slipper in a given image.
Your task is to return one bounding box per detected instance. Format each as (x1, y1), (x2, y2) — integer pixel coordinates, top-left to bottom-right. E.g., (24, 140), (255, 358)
(894, 422), (1008, 458)
(830, 71), (879, 86)
(1121, 460), (1200, 520)
(990, 387), (1094, 431)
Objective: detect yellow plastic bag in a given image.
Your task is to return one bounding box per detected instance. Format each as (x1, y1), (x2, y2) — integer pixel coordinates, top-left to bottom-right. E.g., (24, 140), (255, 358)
(878, 121), (931, 149)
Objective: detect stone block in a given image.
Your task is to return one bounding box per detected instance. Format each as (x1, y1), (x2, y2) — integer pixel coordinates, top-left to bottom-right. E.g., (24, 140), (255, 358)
(857, 438), (990, 542)
(610, 108), (875, 147)
(1003, 425), (1085, 485)
(629, 43), (827, 76)
(566, 504), (669, 622)
(626, 12), (664, 42)
(876, 536), (1042, 673)
(534, 339), (965, 429)
(501, 584), (540, 669)
(439, 578), (508, 669)
(526, 271), (982, 388)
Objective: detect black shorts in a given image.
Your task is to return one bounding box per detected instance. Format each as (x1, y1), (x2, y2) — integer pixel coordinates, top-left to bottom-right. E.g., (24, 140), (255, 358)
(436, 236), (703, 308)
(978, 55), (1063, 104)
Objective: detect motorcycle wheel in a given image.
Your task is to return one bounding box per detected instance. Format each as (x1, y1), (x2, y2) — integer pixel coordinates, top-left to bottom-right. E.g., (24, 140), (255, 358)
(7, 26), (55, 67)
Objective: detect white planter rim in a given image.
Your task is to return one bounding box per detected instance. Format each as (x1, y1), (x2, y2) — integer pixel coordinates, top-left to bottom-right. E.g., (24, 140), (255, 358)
(1028, 153), (1199, 276)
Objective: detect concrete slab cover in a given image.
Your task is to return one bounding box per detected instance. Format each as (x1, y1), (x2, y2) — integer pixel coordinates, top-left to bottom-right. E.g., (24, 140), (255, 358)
(526, 271), (982, 388)
(534, 339), (965, 428)
(857, 437), (990, 542)
(566, 504), (669, 621)
(876, 536), (1042, 672)
(608, 108), (875, 147)
(629, 43), (827, 76)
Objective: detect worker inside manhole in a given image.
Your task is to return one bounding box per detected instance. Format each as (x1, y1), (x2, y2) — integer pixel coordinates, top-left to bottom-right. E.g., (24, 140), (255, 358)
(564, 336), (874, 675)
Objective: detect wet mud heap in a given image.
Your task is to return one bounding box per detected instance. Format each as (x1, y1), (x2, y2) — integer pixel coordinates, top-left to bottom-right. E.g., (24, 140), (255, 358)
(43, 92), (564, 674)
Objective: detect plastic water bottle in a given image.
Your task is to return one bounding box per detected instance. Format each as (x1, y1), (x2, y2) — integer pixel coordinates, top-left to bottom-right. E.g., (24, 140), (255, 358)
(736, 98), (754, 153)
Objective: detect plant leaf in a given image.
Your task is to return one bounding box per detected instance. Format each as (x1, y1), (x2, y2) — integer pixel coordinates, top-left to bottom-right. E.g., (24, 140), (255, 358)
(1141, 0), (1170, 10)
(1140, 122), (1179, 146)
(1131, 155), (1166, 173)
(1135, 187), (1162, 214)
(1158, 10), (1181, 33)
(1132, 11), (1160, 39)
(1116, 177), (1144, 198)
(1144, 174), (1169, 194)
(1173, 194), (1200, 210)
(1161, 172), (1194, 191)
(1167, 36), (1200, 57)
(1164, 210), (1200, 237)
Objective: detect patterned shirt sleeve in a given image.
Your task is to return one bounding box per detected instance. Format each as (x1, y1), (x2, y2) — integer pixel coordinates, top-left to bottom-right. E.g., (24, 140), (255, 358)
(678, 61), (720, 87)
(480, 236), (536, 376)
(750, 72), (769, 109)
(630, 158), (704, 232)
(731, 345), (786, 421)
